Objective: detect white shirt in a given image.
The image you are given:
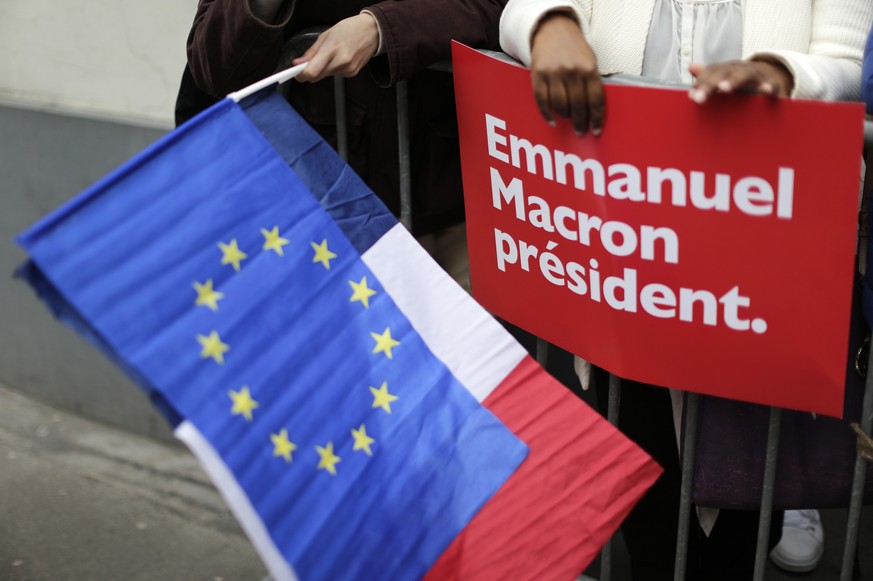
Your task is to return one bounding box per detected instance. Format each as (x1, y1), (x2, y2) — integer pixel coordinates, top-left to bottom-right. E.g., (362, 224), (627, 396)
(642, 0), (744, 85)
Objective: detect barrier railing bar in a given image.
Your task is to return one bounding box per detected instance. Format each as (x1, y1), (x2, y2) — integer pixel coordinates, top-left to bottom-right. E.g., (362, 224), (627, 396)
(751, 407), (783, 581)
(535, 338), (549, 367)
(599, 374), (622, 581)
(333, 77), (348, 161)
(673, 392), (699, 581)
(840, 345), (873, 581)
(396, 80), (413, 231)
(865, 118), (873, 150)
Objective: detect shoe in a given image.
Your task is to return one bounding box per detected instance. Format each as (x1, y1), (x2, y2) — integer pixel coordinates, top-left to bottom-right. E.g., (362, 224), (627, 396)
(769, 509), (824, 573)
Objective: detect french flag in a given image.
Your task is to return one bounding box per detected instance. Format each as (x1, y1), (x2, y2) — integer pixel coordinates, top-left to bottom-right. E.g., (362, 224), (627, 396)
(16, 77), (660, 581)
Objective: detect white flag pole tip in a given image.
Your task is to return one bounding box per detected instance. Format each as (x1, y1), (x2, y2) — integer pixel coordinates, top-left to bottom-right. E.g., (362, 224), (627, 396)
(228, 62), (308, 103)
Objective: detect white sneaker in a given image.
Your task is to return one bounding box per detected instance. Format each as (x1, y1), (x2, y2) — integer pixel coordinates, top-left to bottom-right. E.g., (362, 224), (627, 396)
(769, 509), (825, 573)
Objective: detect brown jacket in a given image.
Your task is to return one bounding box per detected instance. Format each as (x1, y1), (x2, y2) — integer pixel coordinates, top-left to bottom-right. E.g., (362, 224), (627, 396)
(186, 0), (506, 233)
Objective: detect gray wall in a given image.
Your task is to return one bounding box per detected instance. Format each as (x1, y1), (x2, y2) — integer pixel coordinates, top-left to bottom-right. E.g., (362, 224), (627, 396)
(1, 105), (175, 441)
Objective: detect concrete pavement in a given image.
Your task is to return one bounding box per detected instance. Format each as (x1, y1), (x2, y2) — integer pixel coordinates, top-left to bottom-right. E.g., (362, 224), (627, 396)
(0, 384), (265, 581)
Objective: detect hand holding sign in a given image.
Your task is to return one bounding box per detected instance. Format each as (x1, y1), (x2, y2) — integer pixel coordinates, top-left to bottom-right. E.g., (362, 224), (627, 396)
(530, 12), (605, 136)
(689, 60), (795, 103)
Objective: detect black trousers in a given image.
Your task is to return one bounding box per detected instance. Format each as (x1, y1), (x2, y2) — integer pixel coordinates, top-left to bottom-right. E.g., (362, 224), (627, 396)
(592, 368), (783, 581)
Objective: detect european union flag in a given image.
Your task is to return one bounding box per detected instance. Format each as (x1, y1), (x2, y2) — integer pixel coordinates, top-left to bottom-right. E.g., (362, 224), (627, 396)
(18, 85), (661, 581)
(17, 92), (527, 580)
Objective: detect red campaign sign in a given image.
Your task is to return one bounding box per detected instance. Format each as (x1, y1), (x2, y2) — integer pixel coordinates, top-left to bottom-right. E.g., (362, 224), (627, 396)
(452, 43), (865, 417)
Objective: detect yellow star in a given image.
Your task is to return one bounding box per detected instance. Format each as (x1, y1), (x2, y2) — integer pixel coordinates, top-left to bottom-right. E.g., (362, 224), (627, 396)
(270, 428), (297, 462)
(369, 382), (398, 414)
(219, 238), (247, 272)
(349, 277), (377, 309)
(311, 239), (337, 270)
(228, 385), (259, 422)
(193, 279), (224, 311)
(371, 327), (400, 359)
(261, 226), (290, 256)
(315, 441), (341, 476)
(197, 330), (229, 364)
(351, 424), (376, 456)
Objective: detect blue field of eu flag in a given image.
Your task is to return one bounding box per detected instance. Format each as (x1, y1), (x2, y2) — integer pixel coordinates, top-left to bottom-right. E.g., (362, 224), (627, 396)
(17, 90), (528, 581)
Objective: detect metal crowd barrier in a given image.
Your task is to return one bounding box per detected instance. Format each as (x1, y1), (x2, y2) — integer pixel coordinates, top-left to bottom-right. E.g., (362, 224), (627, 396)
(279, 33), (873, 580)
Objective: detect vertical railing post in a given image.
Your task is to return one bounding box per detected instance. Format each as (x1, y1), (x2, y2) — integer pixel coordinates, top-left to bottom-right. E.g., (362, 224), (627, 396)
(840, 346), (873, 581)
(752, 407), (783, 581)
(332, 77), (348, 161)
(535, 338), (549, 367)
(673, 392), (699, 581)
(600, 374), (622, 581)
(396, 80), (413, 232)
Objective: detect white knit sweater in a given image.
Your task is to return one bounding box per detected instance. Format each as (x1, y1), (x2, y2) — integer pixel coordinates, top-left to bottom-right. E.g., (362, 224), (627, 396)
(500, 0), (873, 101)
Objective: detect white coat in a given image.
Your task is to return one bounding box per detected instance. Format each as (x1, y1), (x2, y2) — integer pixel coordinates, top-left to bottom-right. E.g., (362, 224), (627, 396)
(500, 0), (873, 101)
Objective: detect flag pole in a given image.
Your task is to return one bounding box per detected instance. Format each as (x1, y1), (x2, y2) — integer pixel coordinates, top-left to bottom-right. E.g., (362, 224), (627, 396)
(228, 63), (308, 103)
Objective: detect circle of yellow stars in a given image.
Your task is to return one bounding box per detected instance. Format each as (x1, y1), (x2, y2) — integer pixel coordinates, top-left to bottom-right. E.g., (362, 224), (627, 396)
(192, 230), (407, 477)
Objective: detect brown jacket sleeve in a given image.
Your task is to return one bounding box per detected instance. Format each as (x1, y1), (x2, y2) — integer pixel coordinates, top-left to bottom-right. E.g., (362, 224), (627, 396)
(188, 0), (506, 92)
(366, 0), (507, 86)
(187, 0), (296, 97)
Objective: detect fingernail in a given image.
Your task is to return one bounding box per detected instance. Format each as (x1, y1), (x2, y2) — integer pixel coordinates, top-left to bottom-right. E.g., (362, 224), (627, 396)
(689, 89), (706, 104)
(718, 80), (731, 92)
(592, 127), (602, 137)
(760, 82), (774, 94)
(547, 119), (557, 127)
